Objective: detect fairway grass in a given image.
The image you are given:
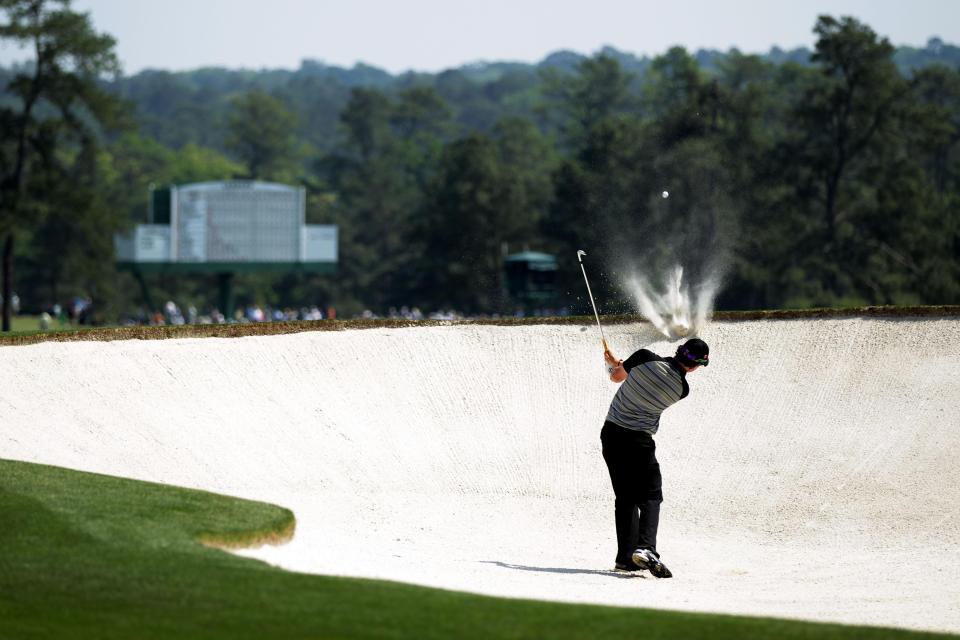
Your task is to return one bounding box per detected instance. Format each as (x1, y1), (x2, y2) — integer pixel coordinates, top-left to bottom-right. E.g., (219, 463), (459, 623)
(0, 460), (953, 639)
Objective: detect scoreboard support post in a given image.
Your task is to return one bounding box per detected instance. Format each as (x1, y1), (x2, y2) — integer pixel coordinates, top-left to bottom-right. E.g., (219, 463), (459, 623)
(218, 272), (235, 321)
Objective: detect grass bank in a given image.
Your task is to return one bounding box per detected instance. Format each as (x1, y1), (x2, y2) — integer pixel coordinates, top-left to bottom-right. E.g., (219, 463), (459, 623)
(1, 305), (958, 347)
(0, 459), (952, 639)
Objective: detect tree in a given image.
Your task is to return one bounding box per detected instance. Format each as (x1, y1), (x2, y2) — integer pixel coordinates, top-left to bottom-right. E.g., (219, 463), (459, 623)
(806, 16), (908, 239)
(389, 85), (452, 190)
(317, 87), (452, 313)
(0, 0), (123, 330)
(418, 134), (510, 311)
(490, 116), (556, 242)
(753, 16), (912, 306)
(643, 46), (704, 124)
(910, 65), (960, 194)
(19, 143), (120, 317)
(883, 65), (960, 303)
(226, 89), (298, 180)
(337, 87), (392, 162)
(409, 115), (561, 313)
(699, 53), (788, 310)
(541, 54), (634, 150)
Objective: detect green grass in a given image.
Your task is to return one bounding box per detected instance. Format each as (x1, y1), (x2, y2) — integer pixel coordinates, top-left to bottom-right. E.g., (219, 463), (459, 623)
(0, 459), (953, 639)
(10, 315), (33, 332)
(7, 314), (83, 336)
(10, 315), (43, 333)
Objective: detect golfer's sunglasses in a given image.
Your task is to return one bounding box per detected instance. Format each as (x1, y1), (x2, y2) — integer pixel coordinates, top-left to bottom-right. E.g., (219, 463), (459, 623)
(679, 347), (709, 366)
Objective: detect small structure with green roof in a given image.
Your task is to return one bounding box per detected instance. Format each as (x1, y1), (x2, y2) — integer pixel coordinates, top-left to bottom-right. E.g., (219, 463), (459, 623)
(503, 251), (558, 307)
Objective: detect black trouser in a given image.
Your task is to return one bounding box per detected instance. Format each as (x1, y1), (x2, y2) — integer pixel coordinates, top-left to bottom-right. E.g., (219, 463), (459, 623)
(600, 420), (663, 565)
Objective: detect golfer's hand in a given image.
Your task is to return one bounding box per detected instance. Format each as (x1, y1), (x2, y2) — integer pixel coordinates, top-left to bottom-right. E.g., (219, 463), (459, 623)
(605, 350), (627, 383)
(603, 349), (621, 367)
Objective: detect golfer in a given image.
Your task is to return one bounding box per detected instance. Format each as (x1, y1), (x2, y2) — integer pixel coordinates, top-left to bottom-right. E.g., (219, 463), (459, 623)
(600, 338), (709, 578)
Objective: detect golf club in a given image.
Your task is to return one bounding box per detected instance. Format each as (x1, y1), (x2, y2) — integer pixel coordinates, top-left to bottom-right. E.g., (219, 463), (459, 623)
(576, 250), (608, 352)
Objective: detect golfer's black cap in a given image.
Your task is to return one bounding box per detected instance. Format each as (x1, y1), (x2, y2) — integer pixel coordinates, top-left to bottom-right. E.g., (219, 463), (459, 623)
(676, 338), (709, 367)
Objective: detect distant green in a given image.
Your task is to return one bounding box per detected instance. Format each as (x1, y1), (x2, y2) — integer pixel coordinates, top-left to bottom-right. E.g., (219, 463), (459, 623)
(0, 459), (953, 639)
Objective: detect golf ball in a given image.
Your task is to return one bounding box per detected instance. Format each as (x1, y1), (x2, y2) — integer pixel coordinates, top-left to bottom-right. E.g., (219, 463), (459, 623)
(661, 190), (669, 198)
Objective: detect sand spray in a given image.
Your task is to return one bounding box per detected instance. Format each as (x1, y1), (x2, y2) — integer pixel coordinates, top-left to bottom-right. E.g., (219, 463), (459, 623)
(626, 265), (722, 340)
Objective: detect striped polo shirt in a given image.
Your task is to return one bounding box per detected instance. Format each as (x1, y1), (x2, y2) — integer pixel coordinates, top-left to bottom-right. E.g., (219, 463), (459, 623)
(606, 349), (690, 434)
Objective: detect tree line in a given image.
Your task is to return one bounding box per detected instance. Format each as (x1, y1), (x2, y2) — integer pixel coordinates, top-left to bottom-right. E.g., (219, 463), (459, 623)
(1, 0), (958, 328)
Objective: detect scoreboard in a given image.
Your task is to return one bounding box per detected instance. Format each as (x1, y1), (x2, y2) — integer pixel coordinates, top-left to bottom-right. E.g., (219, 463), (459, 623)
(116, 181), (337, 268)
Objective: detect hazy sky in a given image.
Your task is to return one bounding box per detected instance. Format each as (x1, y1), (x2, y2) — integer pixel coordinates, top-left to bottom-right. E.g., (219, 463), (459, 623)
(2, 0), (958, 74)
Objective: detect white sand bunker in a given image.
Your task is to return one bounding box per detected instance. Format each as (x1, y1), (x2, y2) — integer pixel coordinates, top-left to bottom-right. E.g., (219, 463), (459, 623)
(2, 318), (959, 632)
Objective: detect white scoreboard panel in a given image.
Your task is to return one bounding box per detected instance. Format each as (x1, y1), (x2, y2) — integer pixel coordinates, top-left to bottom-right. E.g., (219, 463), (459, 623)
(172, 182), (305, 263)
(115, 225), (171, 263)
(176, 192), (208, 262)
(117, 181), (337, 268)
(303, 225), (338, 262)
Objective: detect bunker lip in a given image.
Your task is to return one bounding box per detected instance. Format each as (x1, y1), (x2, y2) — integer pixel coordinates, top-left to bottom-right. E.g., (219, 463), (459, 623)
(1, 304), (958, 347)
(197, 516), (296, 551)
(2, 316), (959, 633)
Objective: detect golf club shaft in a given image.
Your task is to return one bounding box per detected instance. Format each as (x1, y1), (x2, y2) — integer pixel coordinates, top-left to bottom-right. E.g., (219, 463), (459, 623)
(578, 260), (608, 351)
